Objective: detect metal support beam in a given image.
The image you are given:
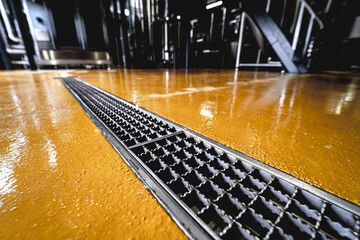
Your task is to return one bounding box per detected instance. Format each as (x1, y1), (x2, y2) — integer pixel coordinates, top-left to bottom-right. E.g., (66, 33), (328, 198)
(104, 0), (120, 66)
(235, 12), (246, 69)
(11, 0), (37, 70)
(118, 0), (130, 68)
(292, 1), (304, 51)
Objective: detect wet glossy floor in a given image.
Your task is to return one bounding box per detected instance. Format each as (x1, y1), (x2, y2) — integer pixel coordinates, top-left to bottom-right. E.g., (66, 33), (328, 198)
(0, 69), (359, 239)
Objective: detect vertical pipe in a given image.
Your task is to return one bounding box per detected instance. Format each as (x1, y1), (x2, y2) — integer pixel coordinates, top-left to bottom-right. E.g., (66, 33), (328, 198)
(0, 0), (21, 42)
(265, 0), (271, 13)
(290, 0), (300, 33)
(325, 0), (333, 14)
(141, 0), (150, 55)
(235, 12), (246, 68)
(189, 22), (194, 42)
(104, 0), (120, 66)
(256, 49), (261, 64)
(163, 18), (169, 61)
(112, 0), (122, 65)
(147, 0), (152, 46)
(11, 0), (37, 70)
(221, 7), (227, 41)
(302, 16), (314, 57)
(74, 5), (86, 50)
(155, 0), (158, 17)
(139, 0), (145, 33)
(164, 0), (168, 17)
(280, 0), (287, 27)
(209, 12), (214, 42)
(129, 0), (135, 33)
(99, 0), (110, 49)
(119, 0), (130, 68)
(163, 0), (169, 62)
(177, 19), (181, 49)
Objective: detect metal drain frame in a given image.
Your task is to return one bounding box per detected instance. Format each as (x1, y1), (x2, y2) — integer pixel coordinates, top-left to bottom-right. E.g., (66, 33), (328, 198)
(60, 76), (360, 240)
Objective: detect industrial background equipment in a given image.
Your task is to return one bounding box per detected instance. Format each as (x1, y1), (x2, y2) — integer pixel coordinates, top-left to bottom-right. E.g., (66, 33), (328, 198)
(0, 0), (359, 72)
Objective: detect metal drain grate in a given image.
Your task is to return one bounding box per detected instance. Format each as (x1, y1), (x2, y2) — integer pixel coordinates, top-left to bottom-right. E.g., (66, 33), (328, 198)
(61, 77), (360, 240)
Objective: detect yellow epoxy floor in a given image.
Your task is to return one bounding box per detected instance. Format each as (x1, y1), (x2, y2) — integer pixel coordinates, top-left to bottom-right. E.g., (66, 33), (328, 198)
(0, 69), (359, 239)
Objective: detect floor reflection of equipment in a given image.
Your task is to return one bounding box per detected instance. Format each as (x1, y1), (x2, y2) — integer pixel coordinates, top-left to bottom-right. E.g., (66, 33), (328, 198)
(0, 0), (110, 69)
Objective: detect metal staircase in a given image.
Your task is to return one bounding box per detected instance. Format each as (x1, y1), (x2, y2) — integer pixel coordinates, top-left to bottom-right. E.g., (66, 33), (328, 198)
(235, 0), (324, 73)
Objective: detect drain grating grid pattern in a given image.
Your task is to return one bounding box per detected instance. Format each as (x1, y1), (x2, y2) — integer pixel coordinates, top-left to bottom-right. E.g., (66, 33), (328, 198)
(61, 77), (360, 240)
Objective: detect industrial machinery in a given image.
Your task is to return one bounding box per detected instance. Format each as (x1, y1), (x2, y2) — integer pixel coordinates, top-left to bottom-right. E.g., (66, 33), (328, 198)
(0, 0), (359, 71)
(0, 0), (110, 69)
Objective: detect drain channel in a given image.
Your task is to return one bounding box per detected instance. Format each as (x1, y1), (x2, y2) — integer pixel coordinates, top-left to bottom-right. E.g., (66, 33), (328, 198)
(61, 77), (360, 240)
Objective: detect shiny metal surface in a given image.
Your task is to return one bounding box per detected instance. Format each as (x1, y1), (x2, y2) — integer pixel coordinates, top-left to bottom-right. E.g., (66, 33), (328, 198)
(0, 0), (21, 43)
(0, 69), (359, 239)
(37, 50), (110, 66)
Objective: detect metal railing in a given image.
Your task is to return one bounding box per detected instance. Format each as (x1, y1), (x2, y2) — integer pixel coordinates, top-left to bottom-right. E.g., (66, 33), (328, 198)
(286, 0), (324, 57)
(0, 0), (22, 43)
(235, 0), (325, 70)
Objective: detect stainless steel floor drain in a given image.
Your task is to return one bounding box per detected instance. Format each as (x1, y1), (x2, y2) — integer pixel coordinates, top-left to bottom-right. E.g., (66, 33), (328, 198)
(60, 77), (360, 240)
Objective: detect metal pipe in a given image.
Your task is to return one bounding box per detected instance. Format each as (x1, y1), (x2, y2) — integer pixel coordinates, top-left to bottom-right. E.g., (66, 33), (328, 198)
(177, 18), (181, 49)
(292, 1), (304, 51)
(164, 0), (168, 17)
(290, 0), (300, 34)
(147, 0), (152, 46)
(265, 0), (271, 13)
(325, 0), (333, 14)
(163, 18), (169, 61)
(139, 0), (145, 33)
(0, 0), (21, 43)
(239, 62), (282, 67)
(302, 16), (314, 57)
(221, 7), (227, 41)
(256, 48), (261, 64)
(235, 12), (246, 68)
(119, 0), (130, 68)
(189, 20), (195, 43)
(11, 0), (36, 69)
(280, 0), (287, 27)
(155, 0), (158, 17)
(291, 0), (323, 32)
(128, 0), (135, 33)
(209, 12), (214, 42)
(302, 3), (323, 28)
(74, 8), (86, 50)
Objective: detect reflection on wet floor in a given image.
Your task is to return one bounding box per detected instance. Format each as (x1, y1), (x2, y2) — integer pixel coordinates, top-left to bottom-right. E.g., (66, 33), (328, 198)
(0, 69), (359, 239)
(82, 69), (360, 206)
